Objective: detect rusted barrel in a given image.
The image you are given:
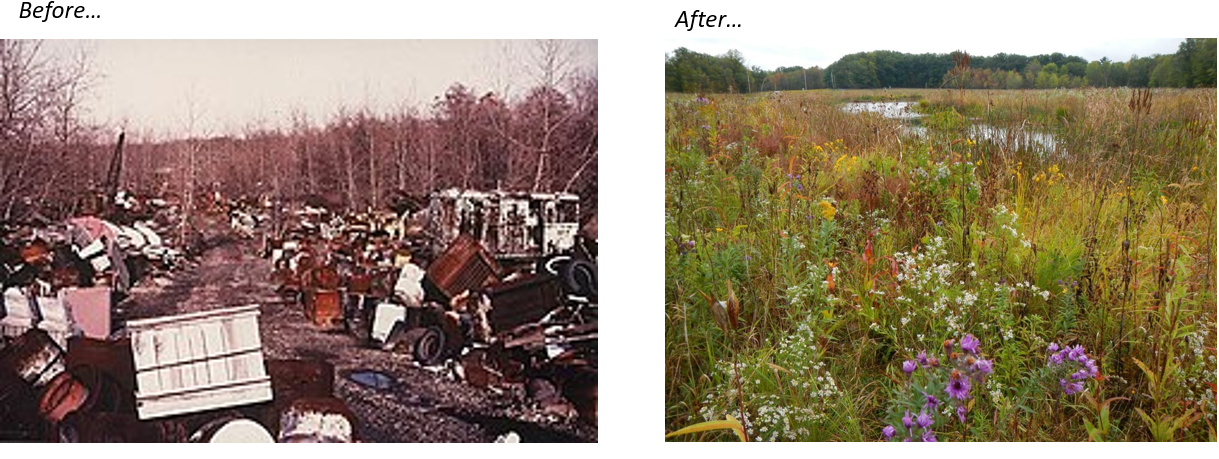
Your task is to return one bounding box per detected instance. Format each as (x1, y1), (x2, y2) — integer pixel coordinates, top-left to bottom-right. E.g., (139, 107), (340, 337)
(71, 364), (133, 414)
(56, 411), (187, 442)
(278, 397), (356, 443)
(38, 372), (89, 423)
(189, 416), (275, 443)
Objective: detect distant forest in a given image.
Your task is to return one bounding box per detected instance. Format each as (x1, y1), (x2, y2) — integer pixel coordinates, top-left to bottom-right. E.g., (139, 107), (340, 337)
(0, 40), (597, 223)
(665, 38), (1217, 92)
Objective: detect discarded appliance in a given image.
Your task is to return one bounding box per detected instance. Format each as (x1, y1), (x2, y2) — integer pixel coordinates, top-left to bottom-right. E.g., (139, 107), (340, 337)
(127, 304), (272, 420)
(2, 287), (74, 347)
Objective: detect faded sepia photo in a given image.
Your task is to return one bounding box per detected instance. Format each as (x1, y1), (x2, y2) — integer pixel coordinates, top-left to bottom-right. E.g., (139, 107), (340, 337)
(1, 39), (597, 442)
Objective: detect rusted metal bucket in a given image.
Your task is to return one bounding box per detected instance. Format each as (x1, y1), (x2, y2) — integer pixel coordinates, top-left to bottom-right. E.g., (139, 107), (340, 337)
(277, 397), (356, 443)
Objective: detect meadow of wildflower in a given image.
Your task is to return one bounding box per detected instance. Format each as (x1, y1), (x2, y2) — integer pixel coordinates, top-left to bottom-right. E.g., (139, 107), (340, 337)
(664, 88), (1217, 441)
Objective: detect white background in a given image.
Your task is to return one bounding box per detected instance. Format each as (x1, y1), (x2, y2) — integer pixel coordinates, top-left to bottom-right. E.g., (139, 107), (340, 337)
(3, 0), (1218, 454)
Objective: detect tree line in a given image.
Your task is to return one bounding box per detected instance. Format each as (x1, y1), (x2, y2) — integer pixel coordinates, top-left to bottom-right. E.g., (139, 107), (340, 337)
(665, 38), (1216, 92)
(0, 40), (598, 225)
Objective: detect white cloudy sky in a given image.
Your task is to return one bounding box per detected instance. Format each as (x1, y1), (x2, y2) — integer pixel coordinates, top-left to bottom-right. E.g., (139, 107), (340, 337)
(43, 40), (597, 138)
(664, 37), (1186, 71)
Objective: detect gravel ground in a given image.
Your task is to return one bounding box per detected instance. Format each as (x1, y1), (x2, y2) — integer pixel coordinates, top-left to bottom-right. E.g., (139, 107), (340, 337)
(116, 227), (596, 442)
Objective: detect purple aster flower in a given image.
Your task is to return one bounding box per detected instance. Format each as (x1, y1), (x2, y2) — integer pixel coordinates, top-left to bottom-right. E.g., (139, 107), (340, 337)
(701, 124), (711, 130)
(903, 438), (911, 442)
(943, 339), (955, 354)
(796, 183), (803, 191)
(972, 358), (994, 375)
(882, 425), (896, 440)
(960, 334), (981, 355)
(1084, 359), (1099, 377)
(916, 410), (933, 429)
(945, 371), (972, 400)
(956, 405), (967, 424)
(916, 350), (930, 367)
(1060, 378), (1084, 395)
(901, 410), (914, 430)
(923, 393), (940, 410)
(902, 360), (917, 375)
(1067, 345), (1086, 362)
(922, 430), (937, 442)
(1047, 342), (1059, 353)
(1047, 352), (1064, 366)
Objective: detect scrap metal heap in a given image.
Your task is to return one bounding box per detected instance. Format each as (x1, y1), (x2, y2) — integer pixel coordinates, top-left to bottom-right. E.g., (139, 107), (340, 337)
(1, 188), (597, 441)
(265, 188), (598, 428)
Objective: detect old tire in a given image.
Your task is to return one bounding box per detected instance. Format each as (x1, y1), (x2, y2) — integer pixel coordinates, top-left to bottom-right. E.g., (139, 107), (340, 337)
(384, 325), (427, 353)
(561, 259), (597, 300)
(413, 326), (447, 366)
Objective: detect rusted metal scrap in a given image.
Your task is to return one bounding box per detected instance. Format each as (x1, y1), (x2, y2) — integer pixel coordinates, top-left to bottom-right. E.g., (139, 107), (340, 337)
(426, 234), (502, 300)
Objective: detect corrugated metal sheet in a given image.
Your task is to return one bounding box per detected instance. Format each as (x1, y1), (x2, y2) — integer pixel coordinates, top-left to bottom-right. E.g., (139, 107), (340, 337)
(127, 304), (271, 420)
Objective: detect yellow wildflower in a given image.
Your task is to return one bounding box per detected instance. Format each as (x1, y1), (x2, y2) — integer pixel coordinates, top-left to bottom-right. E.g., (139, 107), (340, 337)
(716, 227), (724, 232)
(1160, 196), (1168, 206)
(818, 200), (837, 221)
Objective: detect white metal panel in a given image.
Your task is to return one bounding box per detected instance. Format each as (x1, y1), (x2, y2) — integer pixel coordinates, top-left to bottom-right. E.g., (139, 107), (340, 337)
(128, 304), (271, 420)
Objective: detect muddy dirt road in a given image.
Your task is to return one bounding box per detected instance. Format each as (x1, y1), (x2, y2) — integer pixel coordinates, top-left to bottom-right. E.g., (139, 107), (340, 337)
(117, 233), (595, 442)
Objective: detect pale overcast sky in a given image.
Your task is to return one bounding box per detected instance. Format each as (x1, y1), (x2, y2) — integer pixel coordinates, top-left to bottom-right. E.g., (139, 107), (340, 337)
(664, 37), (1186, 71)
(43, 40), (596, 138)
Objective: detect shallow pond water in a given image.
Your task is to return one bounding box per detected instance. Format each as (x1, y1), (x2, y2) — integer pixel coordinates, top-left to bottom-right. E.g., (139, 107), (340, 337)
(842, 101), (1064, 155)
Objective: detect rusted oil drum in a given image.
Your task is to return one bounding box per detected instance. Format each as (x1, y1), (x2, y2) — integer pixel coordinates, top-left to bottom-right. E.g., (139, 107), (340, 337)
(0, 329), (66, 388)
(70, 364), (133, 414)
(189, 417), (275, 443)
(278, 397), (356, 443)
(57, 411), (187, 442)
(305, 289), (343, 327)
(38, 372), (89, 423)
